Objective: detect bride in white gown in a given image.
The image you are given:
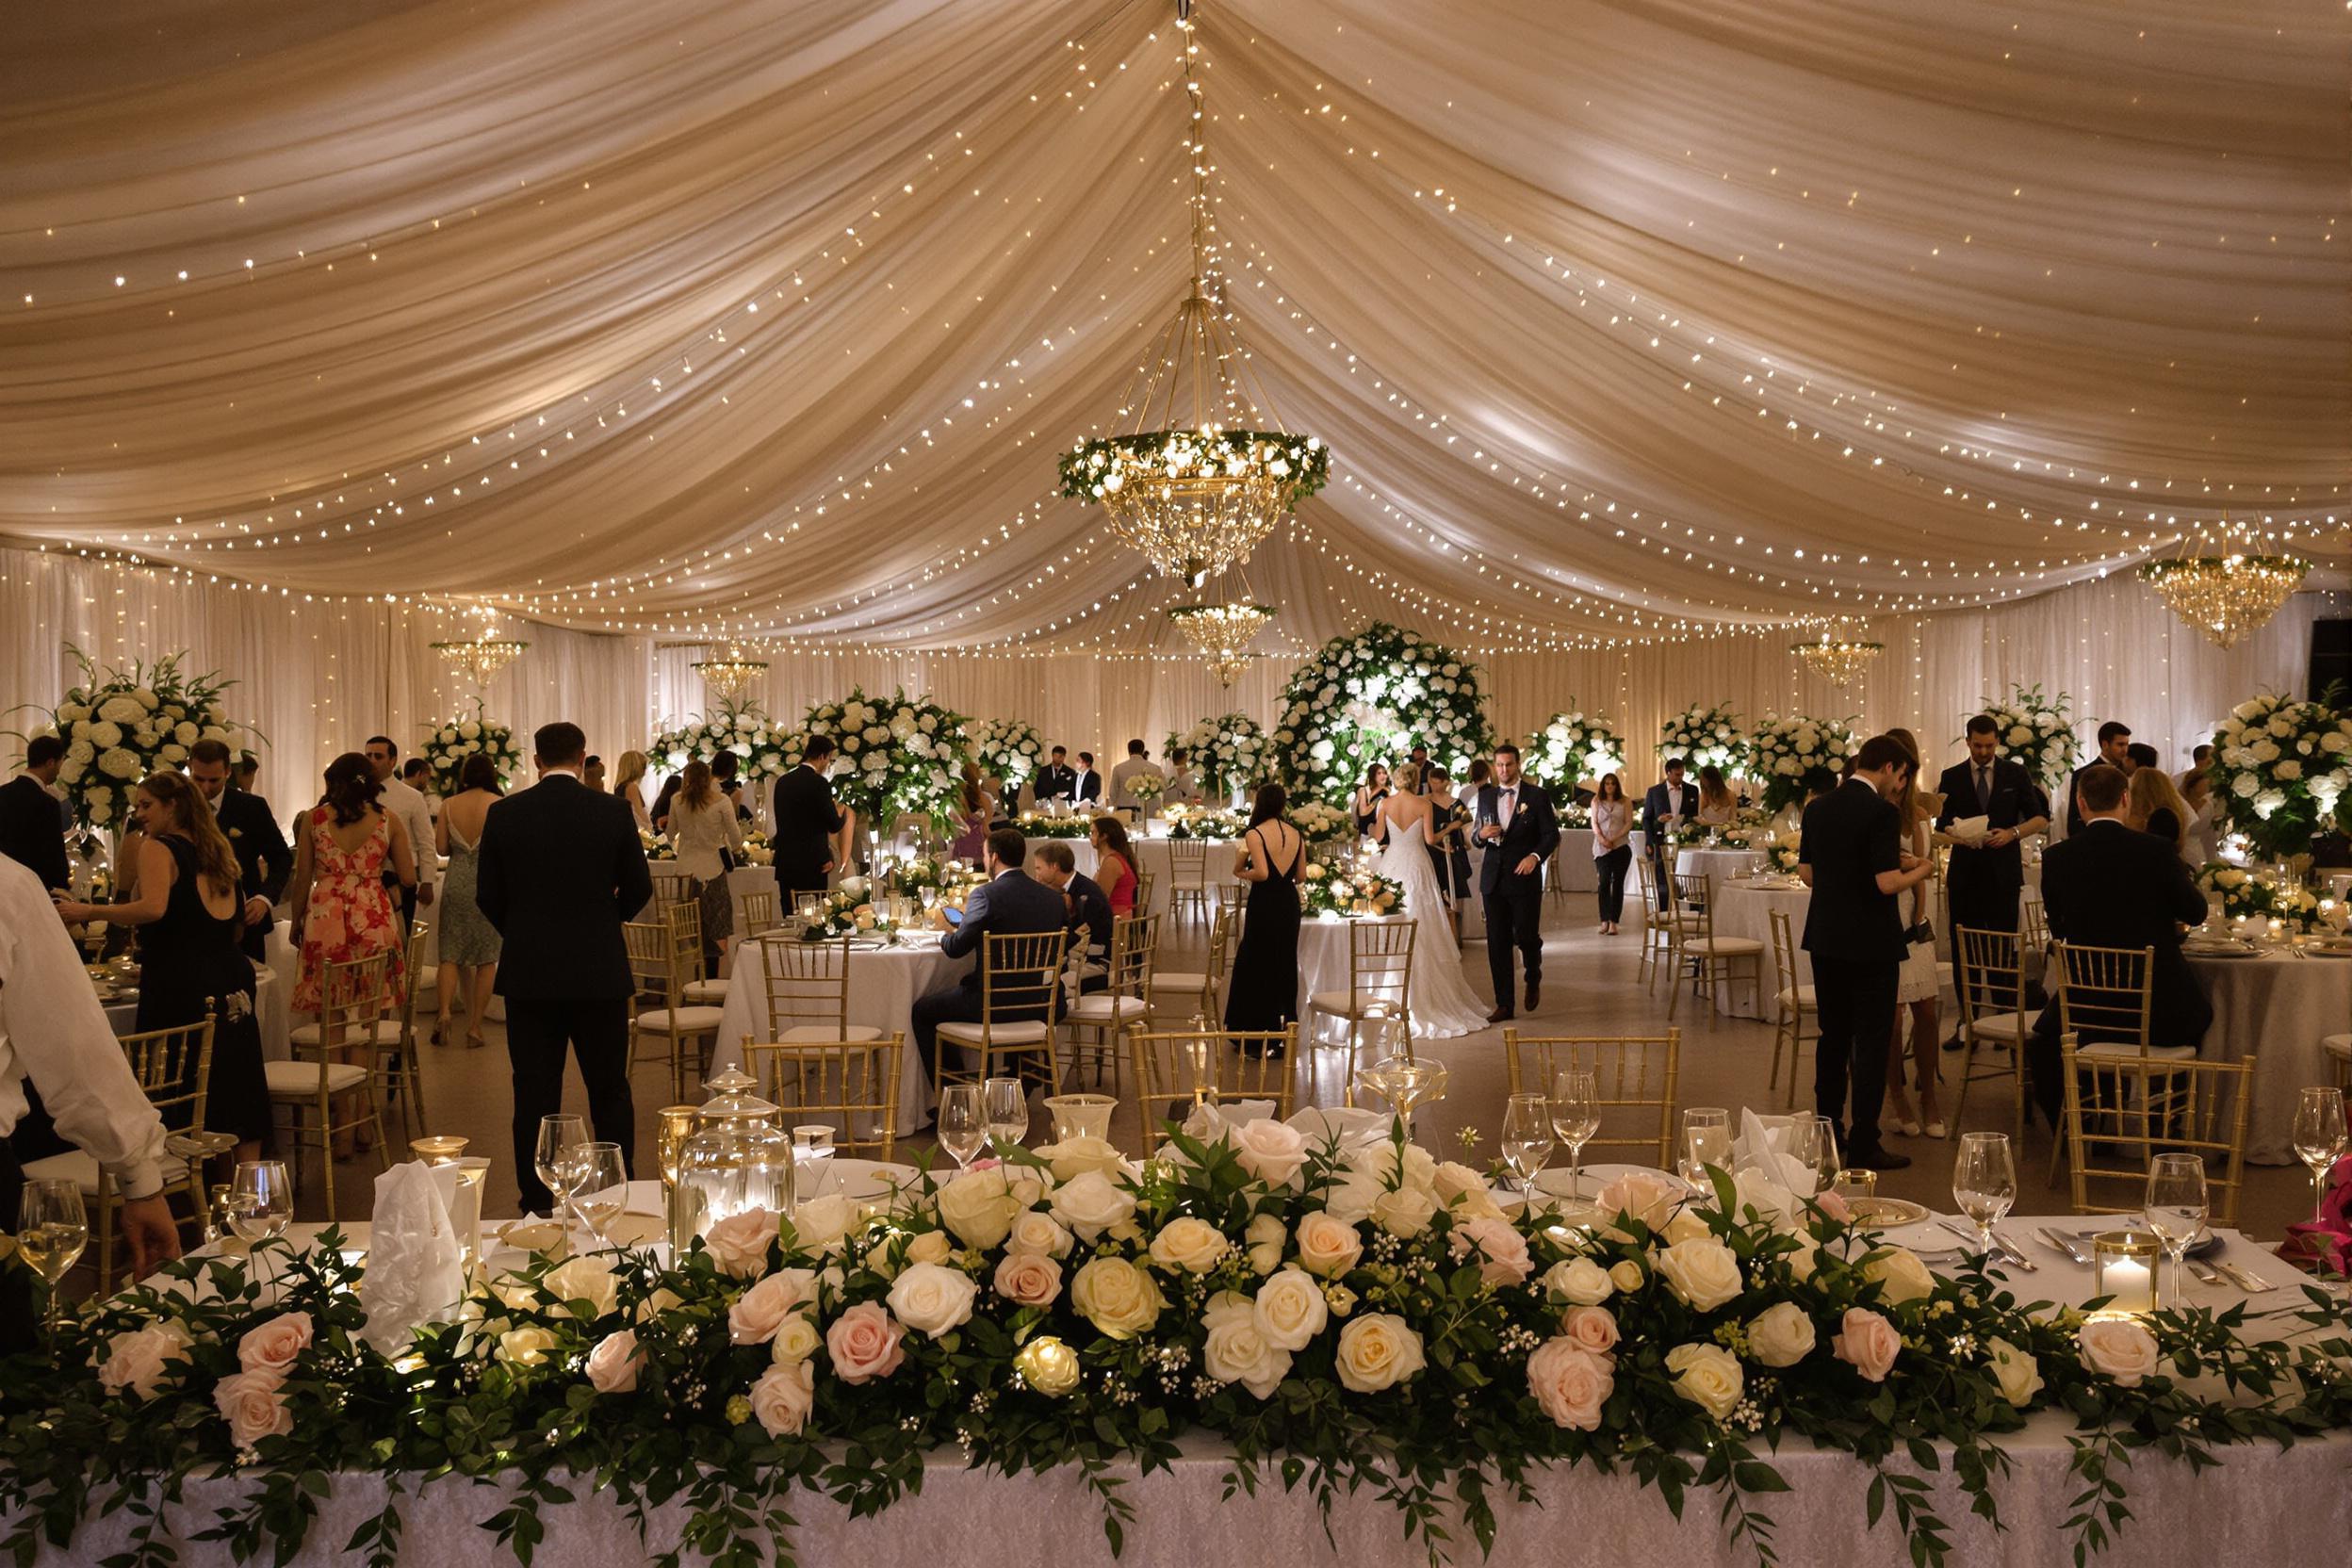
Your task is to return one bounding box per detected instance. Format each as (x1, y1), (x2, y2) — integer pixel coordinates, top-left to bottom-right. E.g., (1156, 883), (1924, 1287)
(1370, 782), (1495, 1037)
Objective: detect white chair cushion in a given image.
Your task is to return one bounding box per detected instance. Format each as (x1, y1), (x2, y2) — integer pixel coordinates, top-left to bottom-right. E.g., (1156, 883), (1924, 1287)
(1685, 939), (1763, 956)
(637, 1005), (727, 1032)
(2323, 1032), (2352, 1062)
(1066, 994), (1150, 1023)
(1965, 1014), (2032, 1043)
(2076, 1040), (2197, 1061)
(776, 1024), (884, 1043)
(288, 1019), (402, 1048)
(265, 1059), (370, 1097)
(1774, 986), (1817, 1011)
(937, 1021), (1051, 1045)
(1307, 988), (1404, 1019)
(20, 1149), (190, 1197)
(683, 978), (730, 1004)
(1150, 972), (1211, 991)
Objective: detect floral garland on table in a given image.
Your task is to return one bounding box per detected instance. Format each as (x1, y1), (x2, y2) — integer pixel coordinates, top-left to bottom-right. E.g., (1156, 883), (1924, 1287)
(1162, 805), (1247, 841)
(1970, 684), (2080, 795)
(1272, 624), (1494, 809)
(967, 716), (1047, 791)
(1747, 714), (1857, 813)
(19, 648), (251, 831)
(1658, 701), (1744, 775)
(796, 688), (971, 841)
(1527, 706), (1628, 797)
(801, 875), (897, 939)
(1298, 858), (1405, 917)
(420, 702), (526, 794)
(1769, 835), (1804, 874)
(2196, 864), (2325, 932)
(16, 1127), (2352, 1568)
(1019, 809), (1090, 840)
(2209, 693), (2352, 860)
(653, 698), (792, 778)
(1168, 712), (1270, 804)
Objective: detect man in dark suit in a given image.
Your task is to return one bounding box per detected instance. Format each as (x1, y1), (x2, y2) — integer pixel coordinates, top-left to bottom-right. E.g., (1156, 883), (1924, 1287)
(1474, 743), (1560, 1022)
(473, 721), (653, 1213)
(1936, 715), (2050, 1049)
(2026, 762), (2212, 1131)
(0, 735), (70, 892)
(1641, 757), (1693, 876)
(188, 740), (292, 961)
(1799, 733), (1930, 1171)
(1034, 747), (1078, 806)
(2066, 721), (2132, 835)
(771, 735), (846, 906)
(1070, 752), (1103, 804)
(1405, 744), (1432, 794)
(1029, 841), (1112, 992)
(913, 827), (1069, 1080)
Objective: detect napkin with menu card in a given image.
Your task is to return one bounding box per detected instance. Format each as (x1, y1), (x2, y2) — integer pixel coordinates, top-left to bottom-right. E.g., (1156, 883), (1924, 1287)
(356, 1162), (466, 1358)
(1942, 815), (1990, 848)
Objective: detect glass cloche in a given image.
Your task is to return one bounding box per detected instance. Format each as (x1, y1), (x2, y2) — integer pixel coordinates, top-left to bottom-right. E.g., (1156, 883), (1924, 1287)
(674, 1067), (794, 1251)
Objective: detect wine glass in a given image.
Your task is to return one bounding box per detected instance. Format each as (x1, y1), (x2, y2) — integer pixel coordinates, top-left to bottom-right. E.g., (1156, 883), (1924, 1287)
(1500, 1092), (1554, 1199)
(1951, 1132), (2017, 1259)
(938, 1084), (987, 1171)
(564, 1142), (629, 1248)
(982, 1076), (1030, 1151)
(1678, 1106), (1731, 1188)
(534, 1113), (589, 1240)
(792, 1125), (838, 1202)
(17, 1177), (88, 1343)
(2143, 1152), (2209, 1301)
(228, 1160), (292, 1285)
(2292, 1086), (2348, 1223)
(1548, 1068), (1600, 1199)
(1806, 1115), (1843, 1199)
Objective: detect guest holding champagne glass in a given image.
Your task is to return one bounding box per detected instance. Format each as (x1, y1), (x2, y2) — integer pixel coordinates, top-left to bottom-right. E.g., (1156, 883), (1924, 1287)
(1590, 773), (1633, 935)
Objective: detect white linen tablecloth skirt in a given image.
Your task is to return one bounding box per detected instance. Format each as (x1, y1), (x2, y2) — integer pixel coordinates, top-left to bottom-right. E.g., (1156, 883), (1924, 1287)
(1133, 836), (1239, 920)
(2186, 950), (2350, 1165)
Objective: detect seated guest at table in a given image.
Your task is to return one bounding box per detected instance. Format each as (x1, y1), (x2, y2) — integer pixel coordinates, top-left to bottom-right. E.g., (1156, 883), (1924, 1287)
(53, 771), (270, 1167)
(434, 752), (505, 1050)
(0, 734), (70, 892)
(912, 827), (1068, 1081)
(1090, 813), (1138, 916)
(951, 765), (993, 861)
(2067, 721), (2132, 833)
(1695, 765), (1738, 826)
(188, 739), (291, 964)
(1033, 746), (1077, 806)
(1590, 772), (1633, 935)
(1225, 784), (1302, 1048)
(2026, 762), (2211, 1132)
(666, 759), (743, 974)
(1070, 751), (1103, 804)
(1426, 765), (1474, 904)
(1351, 762), (1392, 845)
(1030, 841), (1111, 991)
(612, 749), (653, 833)
(2, 858), (181, 1344)
(2127, 767), (2190, 859)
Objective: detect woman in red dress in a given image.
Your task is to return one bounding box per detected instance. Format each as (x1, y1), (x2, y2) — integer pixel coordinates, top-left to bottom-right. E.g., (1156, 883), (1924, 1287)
(1089, 813), (1137, 917)
(286, 752), (415, 1015)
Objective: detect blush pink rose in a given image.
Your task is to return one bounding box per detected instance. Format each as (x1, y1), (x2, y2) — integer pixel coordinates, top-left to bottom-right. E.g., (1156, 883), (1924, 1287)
(703, 1208), (779, 1278)
(1833, 1307), (1902, 1383)
(1448, 1216), (1533, 1285)
(825, 1301), (906, 1384)
(585, 1329), (645, 1395)
(749, 1360), (816, 1437)
(1815, 1188), (1854, 1224)
(214, 1369), (293, 1448)
(1560, 1304), (1620, 1355)
(729, 1268), (819, 1346)
(993, 1250), (1064, 1310)
(1526, 1338), (1614, 1430)
(237, 1312), (314, 1376)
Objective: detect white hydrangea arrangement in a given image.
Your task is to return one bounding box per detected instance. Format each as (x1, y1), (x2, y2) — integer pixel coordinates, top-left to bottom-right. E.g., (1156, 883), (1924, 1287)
(1747, 713), (1857, 813)
(966, 716), (1046, 790)
(792, 688), (972, 839)
(1272, 624), (1493, 809)
(1526, 706), (1628, 796)
(1658, 702), (1743, 774)
(654, 700), (794, 779)
(1167, 712), (1269, 804)
(2210, 692), (2352, 859)
(421, 702), (525, 793)
(1971, 683), (2080, 792)
(1288, 799), (1351, 843)
(24, 648), (249, 831)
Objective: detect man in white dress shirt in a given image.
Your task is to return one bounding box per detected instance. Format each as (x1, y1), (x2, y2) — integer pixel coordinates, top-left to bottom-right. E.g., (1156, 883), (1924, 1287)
(0, 858), (179, 1348)
(366, 735), (438, 931)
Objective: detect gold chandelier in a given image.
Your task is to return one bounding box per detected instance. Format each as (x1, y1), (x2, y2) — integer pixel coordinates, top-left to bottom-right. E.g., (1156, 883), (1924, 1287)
(431, 608), (528, 688)
(2140, 541), (2310, 650)
(1792, 623), (1883, 687)
(693, 645), (770, 704)
(1168, 584), (1274, 687)
(1056, 3), (1327, 586)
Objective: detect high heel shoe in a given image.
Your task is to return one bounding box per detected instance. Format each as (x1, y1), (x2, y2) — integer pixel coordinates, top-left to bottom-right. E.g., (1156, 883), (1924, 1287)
(431, 1017), (450, 1047)
(466, 1027), (487, 1051)
(1924, 1119), (1948, 1139)
(1892, 1114), (1922, 1136)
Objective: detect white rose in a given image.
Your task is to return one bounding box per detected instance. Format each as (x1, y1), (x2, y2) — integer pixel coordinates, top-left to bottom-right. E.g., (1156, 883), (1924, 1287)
(1745, 1302), (1817, 1368)
(1293, 1212), (1364, 1279)
(1656, 1239), (1744, 1312)
(1244, 1213), (1287, 1274)
(1371, 1185), (1438, 1239)
(1148, 1217), (1232, 1275)
(770, 1314), (824, 1366)
(1005, 1210), (1073, 1260)
(1231, 1119), (1307, 1187)
(1665, 1342), (1744, 1420)
(936, 1168), (1021, 1250)
(886, 1261), (979, 1338)
(1201, 1291), (1291, 1398)
(1333, 1313), (1425, 1393)
(1050, 1169), (1137, 1242)
(1039, 1135), (1127, 1183)
(1251, 1268), (1330, 1351)
(2077, 1317), (2160, 1387)
(702, 1207), (779, 1276)
(1541, 1257), (1615, 1307)
(97, 1320), (196, 1399)
(1985, 1336), (2045, 1406)
(1862, 1247), (1936, 1305)
(542, 1255), (621, 1319)
(1070, 1256), (1167, 1339)
(785, 1194), (856, 1256)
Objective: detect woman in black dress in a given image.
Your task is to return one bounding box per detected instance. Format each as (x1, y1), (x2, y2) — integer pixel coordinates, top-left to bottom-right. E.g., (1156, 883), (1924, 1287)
(1223, 783), (1303, 1053)
(55, 771), (269, 1164)
(1350, 763), (1392, 846)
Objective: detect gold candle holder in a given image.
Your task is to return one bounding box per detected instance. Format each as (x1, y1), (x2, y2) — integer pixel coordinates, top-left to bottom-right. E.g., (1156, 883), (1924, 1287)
(410, 1135), (468, 1166)
(656, 1104), (699, 1253)
(1832, 1168), (1878, 1205)
(2090, 1230), (2162, 1315)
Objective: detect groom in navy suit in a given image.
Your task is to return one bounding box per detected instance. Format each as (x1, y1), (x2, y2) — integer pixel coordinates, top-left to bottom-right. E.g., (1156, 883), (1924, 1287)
(1474, 743), (1560, 1022)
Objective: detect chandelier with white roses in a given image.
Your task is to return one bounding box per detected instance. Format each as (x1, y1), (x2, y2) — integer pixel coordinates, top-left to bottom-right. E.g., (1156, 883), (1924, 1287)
(1168, 566), (1275, 686)
(2139, 526), (2310, 650)
(1056, 2), (1328, 586)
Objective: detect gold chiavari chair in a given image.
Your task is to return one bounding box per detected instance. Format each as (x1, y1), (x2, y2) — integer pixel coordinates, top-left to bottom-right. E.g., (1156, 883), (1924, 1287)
(1666, 871), (1762, 1021)
(663, 900), (730, 1006)
(627, 918), (727, 1102)
(2049, 939), (2182, 1184)
(758, 936), (880, 1042)
(1131, 1025), (1298, 1152)
(374, 929), (433, 1139)
(1303, 918), (1416, 1075)
(936, 929), (1070, 1095)
(267, 952), (392, 1221)
(646, 861), (694, 915)
(2059, 1044), (2254, 1227)
(739, 888), (780, 942)
(1502, 1029), (1681, 1171)
(1134, 872), (1156, 921)
(1634, 857), (1690, 993)
(1952, 925), (2034, 1143)
(1167, 840), (1212, 928)
(1149, 903), (1238, 1021)
(1063, 913), (1159, 1086)
(740, 1033), (906, 1162)
(1765, 909), (1817, 1108)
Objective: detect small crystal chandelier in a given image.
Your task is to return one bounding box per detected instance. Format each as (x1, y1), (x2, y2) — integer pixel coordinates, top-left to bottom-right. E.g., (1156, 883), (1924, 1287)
(431, 606), (529, 688)
(1168, 578), (1274, 687)
(2140, 531), (2310, 650)
(1057, 3), (1327, 586)
(693, 645), (770, 705)
(1792, 622), (1883, 687)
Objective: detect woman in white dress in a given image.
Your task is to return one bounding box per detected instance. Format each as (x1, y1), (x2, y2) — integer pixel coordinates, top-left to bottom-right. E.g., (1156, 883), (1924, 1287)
(1883, 735), (1944, 1137)
(1367, 786), (1494, 1037)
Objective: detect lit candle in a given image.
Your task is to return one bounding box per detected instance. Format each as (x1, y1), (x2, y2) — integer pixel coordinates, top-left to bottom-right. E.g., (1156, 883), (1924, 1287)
(2091, 1231), (2161, 1315)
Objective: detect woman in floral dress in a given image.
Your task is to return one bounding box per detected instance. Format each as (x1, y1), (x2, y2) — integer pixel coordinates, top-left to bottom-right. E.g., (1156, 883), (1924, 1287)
(286, 752), (414, 1018)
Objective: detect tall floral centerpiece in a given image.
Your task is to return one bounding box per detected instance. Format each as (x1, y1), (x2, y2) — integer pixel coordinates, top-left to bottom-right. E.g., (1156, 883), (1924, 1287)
(1971, 683), (2080, 794)
(793, 688), (971, 840)
(1747, 713), (1857, 813)
(1526, 706), (1628, 797)
(966, 717), (1046, 794)
(1168, 712), (1269, 805)
(421, 702), (526, 794)
(24, 648), (250, 832)
(1272, 624), (1493, 808)
(1658, 702), (1743, 775)
(2209, 693), (2352, 861)
(654, 700), (794, 780)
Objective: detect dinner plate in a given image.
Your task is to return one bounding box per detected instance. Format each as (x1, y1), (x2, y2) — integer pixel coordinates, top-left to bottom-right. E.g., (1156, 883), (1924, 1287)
(604, 1212), (663, 1247)
(2305, 944), (2352, 958)
(1848, 1197), (1930, 1228)
(2052, 1224), (2222, 1259)
(2182, 945), (2262, 960)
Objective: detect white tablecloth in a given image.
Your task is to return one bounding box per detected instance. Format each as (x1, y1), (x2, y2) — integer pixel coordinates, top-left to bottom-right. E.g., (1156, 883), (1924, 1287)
(709, 936), (972, 1135)
(1674, 845), (1768, 886)
(1551, 827), (1643, 893)
(1297, 913), (1434, 1044)
(1707, 879), (1814, 1021)
(2186, 949), (2351, 1166)
(1133, 837), (1239, 920)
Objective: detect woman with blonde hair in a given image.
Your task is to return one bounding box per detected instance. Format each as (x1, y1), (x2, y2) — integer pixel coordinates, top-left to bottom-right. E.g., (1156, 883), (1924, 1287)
(611, 749), (652, 833)
(1694, 765), (1738, 826)
(665, 758), (743, 971)
(1880, 727), (1946, 1138)
(2128, 766), (2191, 858)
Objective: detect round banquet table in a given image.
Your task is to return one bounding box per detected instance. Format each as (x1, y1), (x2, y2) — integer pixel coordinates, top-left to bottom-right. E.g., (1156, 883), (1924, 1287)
(709, 933), (972, 1135)
(1133, 836), (1239, 921)
(1297, 912), (1478, 1043)
(1674, 845), (1768, 887)
(1550, 828), (1645, 893)
(1706, 877), (1814, 1021)
(2184, 947), (2350, 1165)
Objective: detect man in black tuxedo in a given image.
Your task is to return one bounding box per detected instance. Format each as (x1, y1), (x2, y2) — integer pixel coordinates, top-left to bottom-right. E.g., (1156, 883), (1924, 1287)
(1799, 734), (1930, 1171)
(1405, 744), (1432, 794)
(1936, 715), (2050, 1048)
(472, 721), (653, 1213)
(1641, 758), (1694, 876)
(1029, 841), (1112, 993)
(1070, 751), (1102, 804)
(188, 740), (292, 961)
(0, 735), (70, 892)
(2025, 762), (2211, 1131)
(1033, 747), (1078, 806)
(771, 735), (846, 905)
(913, 827), (1069, 1079)
(2066, 721), (2132, 835)
(1474, 743), (1560, 1022)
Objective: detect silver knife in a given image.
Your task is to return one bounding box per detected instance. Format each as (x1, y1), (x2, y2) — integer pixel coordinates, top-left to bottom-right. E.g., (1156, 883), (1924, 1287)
(2036, 1227), (2093, 1265)
(1938, 1217), (2036, 1270)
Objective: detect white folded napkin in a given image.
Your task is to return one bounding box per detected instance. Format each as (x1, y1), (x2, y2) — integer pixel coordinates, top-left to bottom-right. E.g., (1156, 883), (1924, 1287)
(1283, 1104), (1387, 1149)
(1214, 1099), (1278, 1128)
(357, 1162), (466, 1358)
(1944, 814), (1990, 847)
(1732, 1108), (1820, 1197)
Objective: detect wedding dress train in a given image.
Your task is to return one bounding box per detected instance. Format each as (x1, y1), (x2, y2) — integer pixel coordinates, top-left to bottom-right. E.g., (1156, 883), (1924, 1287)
(1372, 818), (1495, 1037)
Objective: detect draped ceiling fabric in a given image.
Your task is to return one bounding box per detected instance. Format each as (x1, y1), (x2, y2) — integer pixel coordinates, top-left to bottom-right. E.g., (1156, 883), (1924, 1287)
(2, 1), (2346, 800)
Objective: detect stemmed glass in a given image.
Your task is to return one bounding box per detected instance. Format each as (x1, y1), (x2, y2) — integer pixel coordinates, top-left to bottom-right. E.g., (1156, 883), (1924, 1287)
(533, 1113), (588, 1241)
(1678, 1106), (1731, 1188)
(2144, 1152), (2210, 1301)
(1952, 1132), (2017, 1260)
(1806, 1115), (1843, 1199)
(1499, 1093), (1554, 1199)
(2292, 1086), (2348, 1223)
(18, 1177), (88, 1344)
(227, 1160), (292, 1285)
(564, 1142), (629, 1250)
(1548, 1069), (1600, 1199)
(937, 1084), (987, 1171)
(982, 1076), (1030, 1152)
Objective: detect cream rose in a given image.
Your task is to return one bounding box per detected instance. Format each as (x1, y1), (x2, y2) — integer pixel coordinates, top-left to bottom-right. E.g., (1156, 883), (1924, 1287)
(1863, 1246), (1936, 1306)
(1040, 1135), (1127, 1184)
(771, 1315), (824, 1366)
(825, 1302), (906, 1383)
(1050, 1170), (1138, 1242)
(1526, 1338), (1614, 1430)
(1665, 1342), (1744, 1420)
(496, 1325), (561, 1367)
(1333, 1313), (1426, 1393)
(1449, 1216), (1534, 1286)
(1833, 1307), (1902, 1382)
(1013, 1335), (1082, 1396)
(1201, 1291), (1292, 1398)
(1657, 1238), (1744, 1312)
(635, 1286), (686, 1324)
(2077, 1317), (2160, 1388)
(1149, 1217), (1232, 1275)
(1542, 1257), (1615, 1307)
(729, 1267), (819, 1345)
(1294, 1212), (1364, 1279)
(937, 1168), (1021, 1250)
(98, 1320), (195, 1399)
(1746, 1302), (1817, 1368)
(1609, 1258), (1646, 1293)
(993, 1250), (1064, 1309)
(237, 1312), (314, 1376)
(213, 1369), (292, 1448)
(1660, 1208), (1714, 1247)
(1986, 1336), (2044, 1407)
(543, 1256), (621, 1319)
(1252, 1268), (1331, 1351)
(1232, 1119), (1308, 1188)
(1070, 1256), (1168, 1340)
(887, 1261), (980, 1338)
(1371, 1185), (1438, 1239)
(585, 1329), (645, 1394)
(1430, 1160), (1488, 1207)
(1593, 1171), (1681, 1237)
(749, 1360), (816, 1437)
(704, 1207), (780, 1276)
(787, 1194), (856, 1256)
(1005, 1210), (1074, 1260)
(1245, 1213), (1288, 1274)
(1560, 1304), (1620, 1355)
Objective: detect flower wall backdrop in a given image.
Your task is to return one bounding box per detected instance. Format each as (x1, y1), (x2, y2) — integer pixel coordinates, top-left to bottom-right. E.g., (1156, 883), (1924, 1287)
(1273, 625), (1494, 809)
(420, 702), (526, 794)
